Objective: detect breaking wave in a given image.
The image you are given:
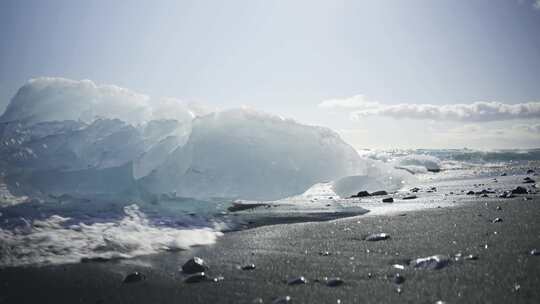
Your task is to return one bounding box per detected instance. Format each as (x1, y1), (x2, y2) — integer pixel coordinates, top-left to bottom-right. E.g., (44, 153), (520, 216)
(0, 204), (222, 267)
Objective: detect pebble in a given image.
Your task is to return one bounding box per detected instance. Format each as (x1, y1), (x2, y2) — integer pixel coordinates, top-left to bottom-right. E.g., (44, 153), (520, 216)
(212, 275), (225, 283)
(325, 277), (344, 287)
(123, 272), (145, 283)
(492, 217), (503, 223)
(530, 249), (540, 256)
(242, 264), (256, 270)
(393, 273), (405, 284)
(402, 195), (417, 200)
(182, 257), (208, 274)
(496, 206), (502, 211)
(319, 251), (331, 256)
(287, 276), (307, 285)
(411, 255), (450, 270)
(382, 197), (394, 203)
(512, 186), (528, 194)
(185, 272), (208, 283)
(365, 233), (390, 241)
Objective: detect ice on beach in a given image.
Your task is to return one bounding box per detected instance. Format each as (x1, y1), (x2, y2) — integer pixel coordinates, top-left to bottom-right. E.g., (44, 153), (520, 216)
(392, 154), (442, 173)
(0, 78), (411, 201)
(0, 204), (222, 267)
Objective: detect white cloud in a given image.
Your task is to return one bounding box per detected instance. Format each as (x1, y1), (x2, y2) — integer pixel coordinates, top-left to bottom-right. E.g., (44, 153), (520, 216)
(534, 0), (540, 10)
(319, 95), (540, 122)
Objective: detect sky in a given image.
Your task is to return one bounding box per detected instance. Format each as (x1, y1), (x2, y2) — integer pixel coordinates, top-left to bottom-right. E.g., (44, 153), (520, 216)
(1, 0), (540, 149)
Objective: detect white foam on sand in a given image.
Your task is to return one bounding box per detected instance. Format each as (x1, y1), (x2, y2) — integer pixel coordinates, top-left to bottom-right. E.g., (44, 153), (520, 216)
(0, 204), (223, 267)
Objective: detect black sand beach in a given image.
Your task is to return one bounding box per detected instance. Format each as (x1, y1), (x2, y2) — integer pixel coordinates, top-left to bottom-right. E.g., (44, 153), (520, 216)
(1, 189), (539, 304)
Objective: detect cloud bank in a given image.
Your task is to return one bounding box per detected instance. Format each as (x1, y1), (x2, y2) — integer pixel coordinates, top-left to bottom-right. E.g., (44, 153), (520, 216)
(319, 95), (540, 122)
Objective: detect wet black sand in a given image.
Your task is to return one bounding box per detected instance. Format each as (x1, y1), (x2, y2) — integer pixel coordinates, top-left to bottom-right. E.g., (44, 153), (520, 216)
(1, 194), (539, 303)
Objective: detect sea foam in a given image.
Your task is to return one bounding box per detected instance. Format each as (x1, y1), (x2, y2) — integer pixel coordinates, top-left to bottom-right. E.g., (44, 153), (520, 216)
(0, 204), (222, 267)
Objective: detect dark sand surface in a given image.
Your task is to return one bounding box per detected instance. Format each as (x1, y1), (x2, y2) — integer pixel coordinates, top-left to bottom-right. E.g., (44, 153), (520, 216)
(1, 194), (539, 303)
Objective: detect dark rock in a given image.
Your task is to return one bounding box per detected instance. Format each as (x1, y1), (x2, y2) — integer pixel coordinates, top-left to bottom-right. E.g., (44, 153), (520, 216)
(319, 251), (331, 256)
(527, 169), (535, 174)
(402, 195), (417, 200)
(466, 191), (475, 195)
(512, 186), (528, 195)
(480, 194), (489, 198)
(499, 191), (514, 198)
(351, 191), (371, 198)
(123, 272), (145, 283)
(365, 233), (390, 241)
(182, 257), (208, 274)
(287, 276), (307, 285)
(496, 206), (502, 211)
(500, 173), (507, 176)
(185, 272), (208, 283)
(492, 217), (503, 223)
(523, 177), (536, 184)
(530, 249), (540, 256)
(393, 273), (405, 284)
(272, 296), (292, 304)
(241, 264), (256, 270)
(382, 197), (394, 203)
(371, 190), (388, 196)
(410, 187), (420, 193)
(325, 277), (344, 287)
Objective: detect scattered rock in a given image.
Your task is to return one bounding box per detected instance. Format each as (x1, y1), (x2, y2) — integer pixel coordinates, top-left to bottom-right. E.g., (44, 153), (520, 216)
(287, 276), (307, 285)
(123, 272), (145, 283)
(351, 191), (371, 198)
(393, 273), (405, 284)
(382, 197), (394, 203)
(242, 264), (256, 270)
(492, 217), (503, 223)
(410, 187), (420, 193)
(523, 177), (536, 184)
(499, 191), (514, 198)
(512, 186), (528, 195)
(182, 257), (209, 274)
(402, 195), (417, 200)
(272, 296), (292, 304)
(371, 190), (388, 196)
(185, 272), (208, 283)
(212, 275), (225, 283)
(365, 233), (390, 241)
(410, 255), (450, 270)
(326, 277), (344, 287)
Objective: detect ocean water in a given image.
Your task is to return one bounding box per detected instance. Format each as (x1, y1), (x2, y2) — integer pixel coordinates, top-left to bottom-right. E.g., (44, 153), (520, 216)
(0, 148), (538, 267)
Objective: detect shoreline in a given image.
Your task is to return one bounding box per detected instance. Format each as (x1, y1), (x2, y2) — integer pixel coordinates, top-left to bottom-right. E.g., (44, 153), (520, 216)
(1, 190), (539, 303)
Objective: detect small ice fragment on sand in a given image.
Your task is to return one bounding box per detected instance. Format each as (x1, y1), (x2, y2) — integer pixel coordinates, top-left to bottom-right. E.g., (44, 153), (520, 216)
(365, 233), (390, 241)
(410, 255), (450, 270)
